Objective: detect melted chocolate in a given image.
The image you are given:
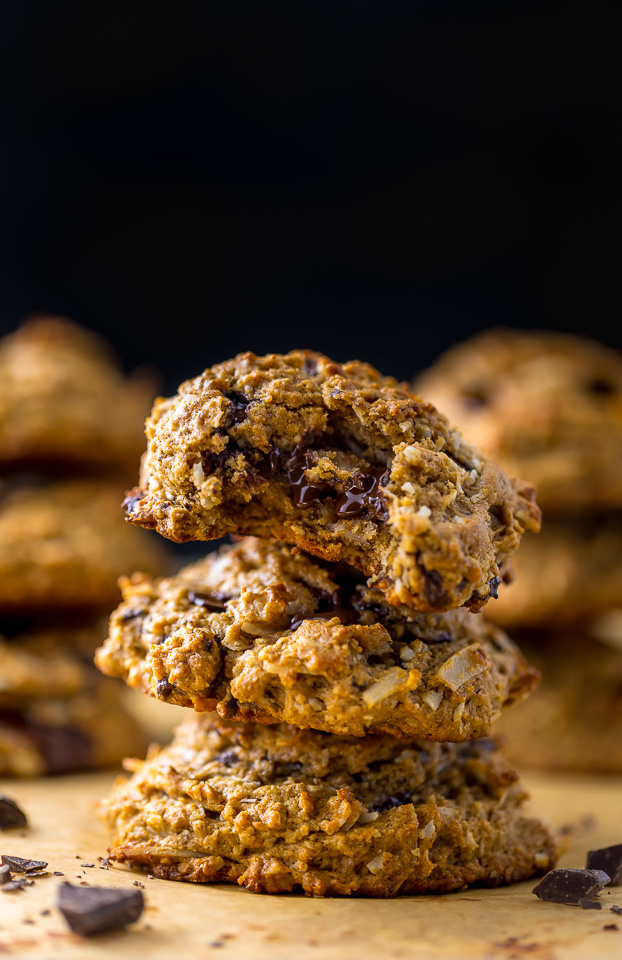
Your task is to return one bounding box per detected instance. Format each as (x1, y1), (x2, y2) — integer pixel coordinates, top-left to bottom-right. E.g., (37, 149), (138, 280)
(336, 470), (388, 519)
(224, 390), (250, 425)
(187, 591), (227, 611)
(155, 678), (174, 698)
(286, 450), (332, 508)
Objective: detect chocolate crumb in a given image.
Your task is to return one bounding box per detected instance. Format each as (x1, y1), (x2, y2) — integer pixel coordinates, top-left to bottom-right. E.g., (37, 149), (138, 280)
(0, 855), (47, 873)
(57, 882), (144, 937)
(53, 871), (64, 876)
(155, 678), (174, 698)
(40, 909), (51, 916)
(0, 794), (28, 829)
(611, 906), (622, 915)
(0, 863), (11, 884)
(604, 924), (619, 931)
(80, 863), (95, 868)
(1, 878), (34, 892)
(586, 845), (622, 885)
(579, 898), (602, 910)
(533, 868), (611, 905)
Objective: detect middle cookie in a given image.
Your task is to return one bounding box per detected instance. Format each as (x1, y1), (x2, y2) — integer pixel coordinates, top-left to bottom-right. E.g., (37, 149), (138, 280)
(96, 538), (538, 741)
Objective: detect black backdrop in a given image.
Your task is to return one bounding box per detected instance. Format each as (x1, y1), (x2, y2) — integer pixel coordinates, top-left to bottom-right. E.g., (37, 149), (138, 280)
(1, 1), (620, 395)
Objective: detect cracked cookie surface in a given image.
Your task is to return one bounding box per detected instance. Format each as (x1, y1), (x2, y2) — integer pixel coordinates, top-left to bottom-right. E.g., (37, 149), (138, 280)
(0, 479), (170, 614)
(99, 712), (557, 897)
(125, 350), (540, 611)
(96, 538), (538, 741)
(0, 315), (155, 475)
(415, 328), (622, 513)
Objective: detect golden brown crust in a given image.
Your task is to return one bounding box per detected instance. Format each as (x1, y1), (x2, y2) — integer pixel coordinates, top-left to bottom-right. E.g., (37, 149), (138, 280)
(95, 538), (538, 741)
(0, 479), (171, 614)
(0, 315), (155, 475)
(98, 712), (557, 897)
(415, 328), (622, 513)
(126, 350), (540, 611)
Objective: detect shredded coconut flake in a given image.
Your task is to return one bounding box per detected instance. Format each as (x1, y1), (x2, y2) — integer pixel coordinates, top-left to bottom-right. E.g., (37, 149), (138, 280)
(362, 668), (410, 707)
(422, 689), (443, 711)
(366, 854), (387, 874)
(419, 821), (436, 840)
(434, 644), (487, 692)
(416, 505), (431, 518)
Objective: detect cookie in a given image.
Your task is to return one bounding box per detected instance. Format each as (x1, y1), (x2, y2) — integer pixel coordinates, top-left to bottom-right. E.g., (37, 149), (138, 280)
(0, 681), (147, 777)
(98, 712), (557, 897)
(0, 479), (171, 614)
(495, 633), (622, 774)
(124, 350), (540, 612)
(483, 515), (622, 630)
(414, 328), (622, 514)
(0, 315), (155, 475)
(0, 622), (104, 704)
(96, 538), (538, 741)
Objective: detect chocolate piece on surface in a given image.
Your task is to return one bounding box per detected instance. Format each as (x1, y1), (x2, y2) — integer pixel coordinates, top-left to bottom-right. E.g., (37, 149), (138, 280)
(0, 794), (28, 829)
(56, 883), (144, 936)
(533, 868), (610, 904)
(586, 844), (622, 885)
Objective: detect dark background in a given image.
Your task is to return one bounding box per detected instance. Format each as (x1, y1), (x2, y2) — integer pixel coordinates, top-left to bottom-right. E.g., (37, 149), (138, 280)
(1, 1), (620, 395)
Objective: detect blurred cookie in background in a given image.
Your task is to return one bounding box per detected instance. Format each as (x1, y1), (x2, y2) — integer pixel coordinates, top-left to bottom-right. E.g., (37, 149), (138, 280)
(0, 314), (172, 775)
(0, 621), (147, 777)
(479, 514), (622, 632)
(0, 315), (155, 477)
(0, 479), (170, 615)
(414, 328), (622, 515)
(494, 632), (622, 775)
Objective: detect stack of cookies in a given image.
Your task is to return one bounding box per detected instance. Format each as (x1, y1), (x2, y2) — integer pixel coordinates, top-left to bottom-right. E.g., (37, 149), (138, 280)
(0, 316), (170, 776)
(96, 350), (557, 896)
(416, 328), (622, 774)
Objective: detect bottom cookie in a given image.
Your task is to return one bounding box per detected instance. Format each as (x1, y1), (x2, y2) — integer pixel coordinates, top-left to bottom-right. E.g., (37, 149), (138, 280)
(0, 682), (148, 777)
(495, 632), (622, 774)
(99, 713), (557, 897)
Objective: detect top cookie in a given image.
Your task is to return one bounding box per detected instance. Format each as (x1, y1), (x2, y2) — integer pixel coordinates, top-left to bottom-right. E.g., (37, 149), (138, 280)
(414, 328), (622, 513)
(0, 315), (154, 475)
(125, 351), (540, 611)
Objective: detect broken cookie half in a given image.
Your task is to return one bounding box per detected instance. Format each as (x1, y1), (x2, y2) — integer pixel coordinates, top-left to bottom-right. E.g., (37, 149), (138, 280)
(124, 350), (540, 611)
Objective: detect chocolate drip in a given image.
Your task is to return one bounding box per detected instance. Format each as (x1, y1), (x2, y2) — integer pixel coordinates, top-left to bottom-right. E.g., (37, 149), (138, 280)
(286, 445), (332, 508)
(336, 469), (388, 519)
(224, 390), (250, 425)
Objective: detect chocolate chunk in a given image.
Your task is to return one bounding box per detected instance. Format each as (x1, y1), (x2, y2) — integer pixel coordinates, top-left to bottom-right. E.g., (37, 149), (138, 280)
(335, 470), (388, 520)
(287, 452), (332, 508)
(604, 924), (619, 931)
(57, 883), (144, 937)
(215, 750), (238, 767)
(0, 794), (28, 829)
(1, 855), (47, 873)
(33, 726), (93, 776)
(587, 378), (616, 396)
(0, 863), (11, 884)
(224, 390), (250, 425)
(1, 878), (33, 892)
(122, 490), (143, 515)
(419, 566), (449, 610)
(187, 591), (227, 611)
(373, 792), (411, 813)
(611, 906), (622, 915)
(586, 845), (622, 885)
(579, 898), (602, 910)
(274, 761), (303, 778)
(487, 575), (502, 600)
(155, 678), (174, 698)
(532, 868), (611, 905)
